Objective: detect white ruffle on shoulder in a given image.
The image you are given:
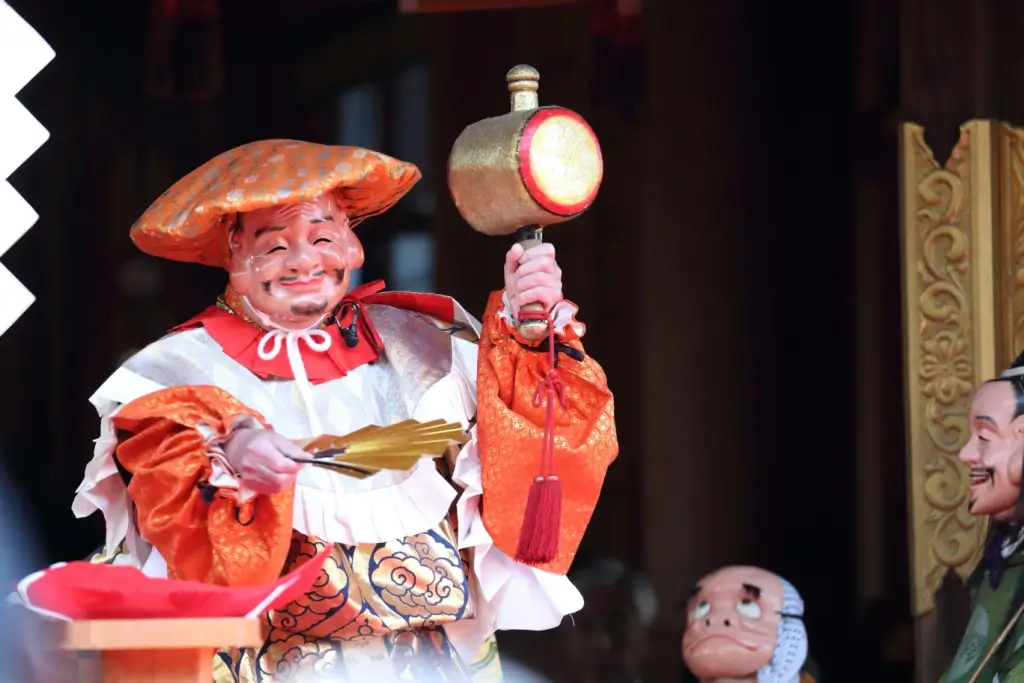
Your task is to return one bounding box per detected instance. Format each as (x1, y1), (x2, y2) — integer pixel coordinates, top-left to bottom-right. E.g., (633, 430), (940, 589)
(70, 302), (583, 658)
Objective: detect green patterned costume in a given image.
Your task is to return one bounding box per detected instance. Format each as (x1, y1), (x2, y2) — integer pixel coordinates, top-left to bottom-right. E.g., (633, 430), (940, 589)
(942, 527), (1024, 683)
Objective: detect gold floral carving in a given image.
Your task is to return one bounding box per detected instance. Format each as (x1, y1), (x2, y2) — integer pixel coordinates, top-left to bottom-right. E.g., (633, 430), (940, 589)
(901, 122), (998, 616)
(999, 124), (1024, 368)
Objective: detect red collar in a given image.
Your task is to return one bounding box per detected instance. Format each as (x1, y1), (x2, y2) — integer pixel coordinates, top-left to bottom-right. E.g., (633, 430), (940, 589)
(170, 281), (387, 384)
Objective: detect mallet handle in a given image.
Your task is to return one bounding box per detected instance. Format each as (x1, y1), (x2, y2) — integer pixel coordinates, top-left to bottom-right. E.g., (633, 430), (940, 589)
(514, 226), (550, 342)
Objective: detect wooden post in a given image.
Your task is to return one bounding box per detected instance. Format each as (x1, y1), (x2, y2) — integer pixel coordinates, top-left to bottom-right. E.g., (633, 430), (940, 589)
(62, 618), (262, 683)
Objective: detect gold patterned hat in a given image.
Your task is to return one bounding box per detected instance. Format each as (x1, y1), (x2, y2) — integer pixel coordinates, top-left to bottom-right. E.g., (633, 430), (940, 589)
(130, 139), (421, 268)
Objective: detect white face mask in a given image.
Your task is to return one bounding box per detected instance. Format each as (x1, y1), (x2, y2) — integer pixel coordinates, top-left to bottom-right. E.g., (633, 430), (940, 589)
(757, 578), (808, 683)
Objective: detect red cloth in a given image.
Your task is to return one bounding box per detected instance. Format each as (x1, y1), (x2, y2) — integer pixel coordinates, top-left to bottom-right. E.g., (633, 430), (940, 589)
(19, 548), (331, 621)
(171, 282), (390, 384)
(170, 281), (465, 384)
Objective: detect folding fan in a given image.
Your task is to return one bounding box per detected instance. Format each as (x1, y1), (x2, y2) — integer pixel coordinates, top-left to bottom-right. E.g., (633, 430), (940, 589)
(291, 419), (469, 479)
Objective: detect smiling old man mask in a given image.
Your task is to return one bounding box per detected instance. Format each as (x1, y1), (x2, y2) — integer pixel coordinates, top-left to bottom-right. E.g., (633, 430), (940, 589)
(227, 193), (365, 331)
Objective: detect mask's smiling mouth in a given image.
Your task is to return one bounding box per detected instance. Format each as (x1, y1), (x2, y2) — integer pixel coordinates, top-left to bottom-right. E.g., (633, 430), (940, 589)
(278, 275), (325, 291)
(263, 269), (338, 294)
(970, 467), (995, 487)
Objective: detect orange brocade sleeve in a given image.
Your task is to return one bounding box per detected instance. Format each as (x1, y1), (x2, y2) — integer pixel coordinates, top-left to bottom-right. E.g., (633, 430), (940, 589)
(111, 385), (294, 587)
(476, 291), (618, 575)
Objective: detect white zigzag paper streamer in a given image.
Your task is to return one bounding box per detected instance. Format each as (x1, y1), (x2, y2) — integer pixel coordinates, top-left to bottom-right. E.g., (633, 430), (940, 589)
(0, 1), (54, 338)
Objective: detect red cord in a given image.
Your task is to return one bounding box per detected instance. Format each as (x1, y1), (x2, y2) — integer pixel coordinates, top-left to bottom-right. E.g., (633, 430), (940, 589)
(525, 312), (568, 478)
(514, 308), (569, 565)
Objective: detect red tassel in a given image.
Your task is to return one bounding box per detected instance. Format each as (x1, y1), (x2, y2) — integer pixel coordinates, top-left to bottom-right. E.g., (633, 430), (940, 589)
(516, 476), (563, 564)
(514, 308), (569, 566)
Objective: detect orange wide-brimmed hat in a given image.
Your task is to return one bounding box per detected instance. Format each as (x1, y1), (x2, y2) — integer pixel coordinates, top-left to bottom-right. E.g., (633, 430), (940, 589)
(130, 139), (421, 268)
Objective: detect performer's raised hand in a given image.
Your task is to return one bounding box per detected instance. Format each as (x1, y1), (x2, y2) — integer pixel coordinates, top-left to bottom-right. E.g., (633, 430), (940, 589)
(223, 429), (304, 494)
(503, 242), (563, 319)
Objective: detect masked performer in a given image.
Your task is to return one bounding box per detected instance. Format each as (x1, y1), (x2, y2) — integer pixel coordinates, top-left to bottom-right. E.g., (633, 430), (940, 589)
(683, 566), (814, 683)
(70, 140), (618, 682)
(939, 350), (1024, 683)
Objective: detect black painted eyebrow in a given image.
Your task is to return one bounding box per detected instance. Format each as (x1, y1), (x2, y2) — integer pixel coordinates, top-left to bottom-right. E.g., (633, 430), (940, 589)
(253, 225), (286, 239)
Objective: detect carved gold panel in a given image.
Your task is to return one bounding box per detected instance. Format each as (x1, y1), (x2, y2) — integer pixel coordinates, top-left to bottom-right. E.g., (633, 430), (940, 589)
(998, 125), (1024, 369)
(900, 120), (1024, 616)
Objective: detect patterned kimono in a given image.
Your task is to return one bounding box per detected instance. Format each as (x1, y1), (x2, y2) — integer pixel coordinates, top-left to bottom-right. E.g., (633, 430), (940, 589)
(942, 525), (1024, 683)
(73, 286), (617, 682)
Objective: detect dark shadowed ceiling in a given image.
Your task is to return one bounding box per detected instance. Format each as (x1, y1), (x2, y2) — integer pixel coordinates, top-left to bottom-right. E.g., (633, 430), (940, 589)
(5, 0), (397, 104)
(8, 0), (396, 57)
